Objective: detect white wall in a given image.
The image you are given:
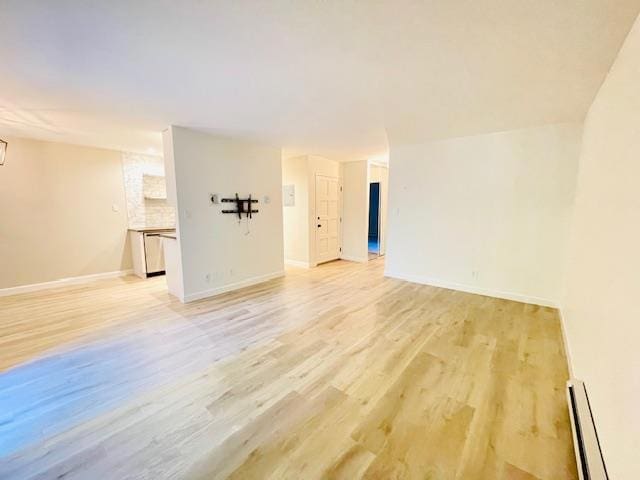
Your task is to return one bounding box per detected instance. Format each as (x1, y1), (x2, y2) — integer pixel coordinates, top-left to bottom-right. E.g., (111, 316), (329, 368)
(0, 136), (131, 291)
(561, 14), (640, 479)
(163, 126), (284, 302)
(341, 161), (369, 263)
(282, 156), (310, 266)
(161, 128), (185, 301)
(386, 123), (582, 306)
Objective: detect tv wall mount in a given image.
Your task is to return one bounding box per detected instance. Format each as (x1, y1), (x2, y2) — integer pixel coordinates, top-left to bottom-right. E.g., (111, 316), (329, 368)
(221, 193), (259, 219)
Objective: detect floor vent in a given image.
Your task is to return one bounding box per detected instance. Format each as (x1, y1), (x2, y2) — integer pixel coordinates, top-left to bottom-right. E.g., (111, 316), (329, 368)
(566, 379), (609, 480)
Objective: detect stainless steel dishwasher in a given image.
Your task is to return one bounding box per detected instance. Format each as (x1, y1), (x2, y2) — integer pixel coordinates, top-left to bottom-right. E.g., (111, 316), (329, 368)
(143, 232), (166, 276)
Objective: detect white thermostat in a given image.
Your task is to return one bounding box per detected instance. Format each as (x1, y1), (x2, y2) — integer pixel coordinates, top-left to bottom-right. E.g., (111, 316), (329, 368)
(283, 184), (295, 207)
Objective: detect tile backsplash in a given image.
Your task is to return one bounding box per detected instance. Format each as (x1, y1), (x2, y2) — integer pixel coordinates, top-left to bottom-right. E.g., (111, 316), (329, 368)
(122, 152), (175, 229)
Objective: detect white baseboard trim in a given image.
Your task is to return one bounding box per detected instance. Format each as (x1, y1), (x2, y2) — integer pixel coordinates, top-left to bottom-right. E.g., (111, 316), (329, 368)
(0, 269), (135, 297)
(340, 255), (369, 263)
(384, 270), (558, 308)
(183, 270), (285, 303)
(284, 259), (312, 268)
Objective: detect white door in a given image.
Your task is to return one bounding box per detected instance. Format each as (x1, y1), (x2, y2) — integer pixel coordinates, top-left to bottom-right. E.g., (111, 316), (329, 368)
(315, 175), (340, 263)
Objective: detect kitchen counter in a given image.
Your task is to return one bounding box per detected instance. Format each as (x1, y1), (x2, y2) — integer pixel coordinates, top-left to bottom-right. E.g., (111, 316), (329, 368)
(128, 227), (176, 233)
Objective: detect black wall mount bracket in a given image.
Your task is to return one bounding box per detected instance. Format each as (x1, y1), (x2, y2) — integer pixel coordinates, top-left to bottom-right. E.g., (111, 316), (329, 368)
(221, 193), (259, 219)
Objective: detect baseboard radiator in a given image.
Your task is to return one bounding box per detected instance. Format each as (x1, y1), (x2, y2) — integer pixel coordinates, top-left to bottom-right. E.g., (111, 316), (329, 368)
(566, 379), (609, 480)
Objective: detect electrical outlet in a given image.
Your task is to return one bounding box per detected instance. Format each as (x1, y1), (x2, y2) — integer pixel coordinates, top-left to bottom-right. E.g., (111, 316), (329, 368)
(205, 273), (211, 283)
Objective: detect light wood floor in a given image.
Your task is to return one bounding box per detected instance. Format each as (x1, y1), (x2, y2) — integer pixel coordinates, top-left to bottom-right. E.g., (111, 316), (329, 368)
(0, 259), (577, 479)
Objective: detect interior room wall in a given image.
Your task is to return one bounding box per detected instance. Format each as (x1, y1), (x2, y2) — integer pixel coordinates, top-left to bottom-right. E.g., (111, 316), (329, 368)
(341, 160), (369, 262)
(161, 128), (184, 300)
(282, 156), (310, 267)
(561, 14), (640, 479)
(0, 136), (131, 291)
(385, 122), (582, 306)
(368, 163), (389, 255)
(163, 126), (284, 302)
(121, 152), (175, 229)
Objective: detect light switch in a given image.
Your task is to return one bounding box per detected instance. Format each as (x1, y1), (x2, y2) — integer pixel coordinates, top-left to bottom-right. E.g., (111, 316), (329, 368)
(112, 204), (119, 213)
(210, 193), (219, 204)
(264, 195), (270, 204)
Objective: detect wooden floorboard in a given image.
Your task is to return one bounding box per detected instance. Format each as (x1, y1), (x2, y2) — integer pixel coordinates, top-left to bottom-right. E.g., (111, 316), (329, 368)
(0, 259), (577, 479)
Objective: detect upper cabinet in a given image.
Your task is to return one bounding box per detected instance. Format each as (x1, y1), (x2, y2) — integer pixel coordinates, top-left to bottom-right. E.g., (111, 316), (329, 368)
(143, 174), (167, 200)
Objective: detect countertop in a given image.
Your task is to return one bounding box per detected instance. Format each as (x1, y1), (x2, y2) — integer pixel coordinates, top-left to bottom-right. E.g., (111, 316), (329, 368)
(128, 227), (176, 233)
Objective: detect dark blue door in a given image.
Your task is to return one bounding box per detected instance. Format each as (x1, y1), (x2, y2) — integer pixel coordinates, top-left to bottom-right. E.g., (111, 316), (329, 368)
(368, 182), (380, 252)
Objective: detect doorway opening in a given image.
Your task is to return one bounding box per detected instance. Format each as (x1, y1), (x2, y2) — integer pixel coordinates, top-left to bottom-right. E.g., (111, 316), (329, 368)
(368, 182), (380, 258)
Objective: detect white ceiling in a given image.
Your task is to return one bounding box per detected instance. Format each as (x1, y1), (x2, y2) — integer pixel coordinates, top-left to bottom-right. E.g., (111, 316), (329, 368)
(1, 1), (639, 160)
